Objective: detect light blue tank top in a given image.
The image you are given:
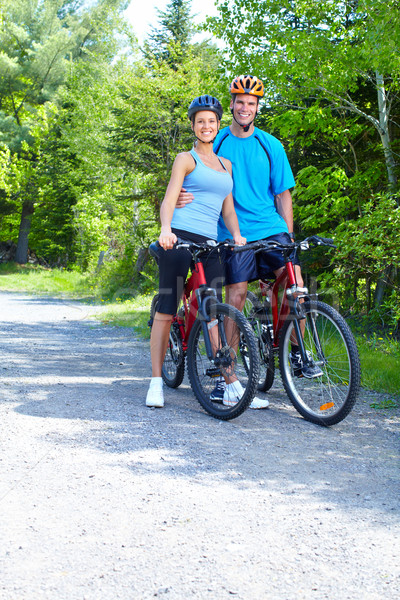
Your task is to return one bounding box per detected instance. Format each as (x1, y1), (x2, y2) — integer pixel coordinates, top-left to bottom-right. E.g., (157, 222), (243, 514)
(170, 148), (233, 240)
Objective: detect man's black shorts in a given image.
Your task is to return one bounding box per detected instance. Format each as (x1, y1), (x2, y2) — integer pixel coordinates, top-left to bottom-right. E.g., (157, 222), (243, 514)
(224, 232), (300, 285)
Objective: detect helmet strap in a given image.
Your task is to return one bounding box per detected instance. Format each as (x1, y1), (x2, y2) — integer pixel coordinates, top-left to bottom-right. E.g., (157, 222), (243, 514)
(192, 124), (220, 145)
(194, 135), (217, 144)
(230, 107), (255, 132)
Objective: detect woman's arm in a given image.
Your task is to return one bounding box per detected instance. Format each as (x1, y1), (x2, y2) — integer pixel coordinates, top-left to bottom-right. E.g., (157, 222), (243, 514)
(159, 153), (194, 249)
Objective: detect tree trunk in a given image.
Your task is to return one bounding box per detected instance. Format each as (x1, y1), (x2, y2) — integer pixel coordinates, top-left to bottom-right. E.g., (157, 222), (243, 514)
(15, 200), (34, 264)
(374, 266), (393, 309)
(135, 247), (149, 275)
(372, 74), (397, 307)
(376, 71), (398, 193)
(366, 277), (371, 313)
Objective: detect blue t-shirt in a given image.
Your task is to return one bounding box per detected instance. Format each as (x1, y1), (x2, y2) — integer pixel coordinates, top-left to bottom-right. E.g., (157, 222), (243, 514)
(171, 149), (233, 241)
(214, 126), (295, 242)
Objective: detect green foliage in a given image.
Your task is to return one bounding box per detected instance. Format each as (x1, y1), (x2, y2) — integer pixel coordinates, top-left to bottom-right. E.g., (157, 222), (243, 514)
(210, 1), (400, 99)
(108, 7), (224, 256)
(208, 0), (400, 186)
(206, 0), (400, 326)
(26, 57), (133, 267)
(144, 0), (194, 67)
(0, 0), (131, 263)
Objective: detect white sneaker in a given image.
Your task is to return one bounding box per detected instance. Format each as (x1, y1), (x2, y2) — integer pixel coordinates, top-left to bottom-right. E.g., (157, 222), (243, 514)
(223, 380), (269, 409)
(146, 382), (164, 407)
(223, 380), (243, 406)
(249, 396), (269, 409)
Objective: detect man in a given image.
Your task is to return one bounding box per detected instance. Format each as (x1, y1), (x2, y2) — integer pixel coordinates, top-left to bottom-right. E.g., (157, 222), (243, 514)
(178, 75), (322, 405)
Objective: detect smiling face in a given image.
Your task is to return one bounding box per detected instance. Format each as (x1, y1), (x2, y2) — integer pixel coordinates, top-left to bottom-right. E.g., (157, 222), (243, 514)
(230, 93), (259, 128)
(191, 110), (220, 142)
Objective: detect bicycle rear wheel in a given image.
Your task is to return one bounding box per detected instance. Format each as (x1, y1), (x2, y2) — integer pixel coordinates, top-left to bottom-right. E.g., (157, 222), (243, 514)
(150, 294), (185, 388)
(279, 300), (360, 426)
(186, 303), (259, 420)
(243, 291), (275, 392)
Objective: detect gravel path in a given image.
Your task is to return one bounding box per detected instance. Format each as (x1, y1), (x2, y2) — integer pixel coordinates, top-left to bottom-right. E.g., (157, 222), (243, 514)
(0, 291), (399, 600)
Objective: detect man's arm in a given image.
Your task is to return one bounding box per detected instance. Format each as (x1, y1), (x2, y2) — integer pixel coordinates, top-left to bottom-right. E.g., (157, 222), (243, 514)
(275, 189), (294, 238)
(221, 193), (246, 246)
(175, 188), (194, 208)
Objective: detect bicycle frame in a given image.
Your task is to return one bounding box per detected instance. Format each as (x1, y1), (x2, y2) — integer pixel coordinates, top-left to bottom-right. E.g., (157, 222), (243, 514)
(259, 254), (308, 355)
(176, 261), (205, 352)
(174, 252), (225, 361)
(149, 238), (263, 419)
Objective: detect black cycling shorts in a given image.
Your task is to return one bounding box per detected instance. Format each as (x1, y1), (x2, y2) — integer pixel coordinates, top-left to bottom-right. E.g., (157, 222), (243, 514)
(156, 229), (224, 315)
(224, 232), (300, 285)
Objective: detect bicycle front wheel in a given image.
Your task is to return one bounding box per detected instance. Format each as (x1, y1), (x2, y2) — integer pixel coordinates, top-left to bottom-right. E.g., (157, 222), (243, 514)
(150, 294), (185, 388)
(279, 300), (360, 426)
(186, 303), (259, 420)
(243, 291), (275, 392)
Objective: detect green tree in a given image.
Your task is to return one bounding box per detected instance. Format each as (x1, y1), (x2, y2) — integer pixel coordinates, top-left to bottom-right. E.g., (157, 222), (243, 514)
(143, 0), (193, 67)
(107, 1), (224, 279)
(0, 0), (130, 263)
(207, 0), (400, 321)
(208, 0), (400, 191)
(27, 56), (131, 268)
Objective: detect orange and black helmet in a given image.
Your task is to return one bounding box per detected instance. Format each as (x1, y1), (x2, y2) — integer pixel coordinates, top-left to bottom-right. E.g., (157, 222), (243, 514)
(230, 75), (264, 98)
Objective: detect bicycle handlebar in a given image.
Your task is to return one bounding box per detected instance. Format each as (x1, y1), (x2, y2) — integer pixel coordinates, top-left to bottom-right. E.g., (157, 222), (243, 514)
(149, 238), (236, 261)
(232, 234), (336, 254)
(150, 235), (336, 262)
(173, 238), (233, 252)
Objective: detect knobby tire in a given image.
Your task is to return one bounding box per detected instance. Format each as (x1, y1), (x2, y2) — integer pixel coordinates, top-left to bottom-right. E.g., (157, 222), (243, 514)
(279, 300), (360, 426)
(244, 291), (275, 392)
(150, 294), (185, 388)
(186, 303), (260, 420)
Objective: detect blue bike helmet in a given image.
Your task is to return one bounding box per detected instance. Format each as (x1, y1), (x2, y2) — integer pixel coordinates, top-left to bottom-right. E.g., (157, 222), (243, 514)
(188, 95), (223, 122)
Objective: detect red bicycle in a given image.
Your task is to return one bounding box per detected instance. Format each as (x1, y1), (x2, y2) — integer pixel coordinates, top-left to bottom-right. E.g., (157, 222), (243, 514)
(240, 235), (361, 426)
(149, 239), (260, 420)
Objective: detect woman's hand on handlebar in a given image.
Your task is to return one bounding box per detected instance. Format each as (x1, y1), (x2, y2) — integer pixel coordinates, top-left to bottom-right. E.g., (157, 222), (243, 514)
(159, 228), (177, 250)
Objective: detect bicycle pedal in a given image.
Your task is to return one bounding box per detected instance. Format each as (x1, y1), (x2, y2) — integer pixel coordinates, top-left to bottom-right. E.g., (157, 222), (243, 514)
(205, 367), (222, 378)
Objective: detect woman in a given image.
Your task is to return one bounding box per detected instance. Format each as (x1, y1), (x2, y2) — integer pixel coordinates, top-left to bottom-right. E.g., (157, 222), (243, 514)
(146, 94), (246, 408)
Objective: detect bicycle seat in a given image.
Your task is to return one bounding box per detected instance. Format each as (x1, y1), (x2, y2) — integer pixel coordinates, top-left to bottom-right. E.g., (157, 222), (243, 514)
(149, 241), (162, 263)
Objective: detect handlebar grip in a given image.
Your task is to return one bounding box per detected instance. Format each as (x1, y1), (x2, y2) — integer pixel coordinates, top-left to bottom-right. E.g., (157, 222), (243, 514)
(232, 240), (283, 253)
(232, 241), (260, 253)
(314, 236), (336, 247)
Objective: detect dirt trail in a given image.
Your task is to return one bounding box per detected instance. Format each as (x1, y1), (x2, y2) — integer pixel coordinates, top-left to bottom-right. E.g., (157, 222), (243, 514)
(0, 291), (399, 600)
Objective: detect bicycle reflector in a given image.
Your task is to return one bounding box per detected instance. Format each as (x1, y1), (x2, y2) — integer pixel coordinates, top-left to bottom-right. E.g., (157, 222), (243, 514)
(319, 402), (335, 411)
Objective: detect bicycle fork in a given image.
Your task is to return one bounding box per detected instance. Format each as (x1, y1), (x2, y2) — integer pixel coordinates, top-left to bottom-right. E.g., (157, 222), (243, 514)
(291, 297), (325, 367)
(196, 287), (226, 362)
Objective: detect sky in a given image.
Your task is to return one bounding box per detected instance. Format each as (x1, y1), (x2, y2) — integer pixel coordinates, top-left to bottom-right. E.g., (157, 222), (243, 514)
(124, 0), (219, 45)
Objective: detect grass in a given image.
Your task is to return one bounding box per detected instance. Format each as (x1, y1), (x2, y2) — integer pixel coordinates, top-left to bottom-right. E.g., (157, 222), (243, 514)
(0, 263), (91, 296)
(356, 333), (400, 400)
(97, 295), (153, 339)
(0, 263), (399, 405)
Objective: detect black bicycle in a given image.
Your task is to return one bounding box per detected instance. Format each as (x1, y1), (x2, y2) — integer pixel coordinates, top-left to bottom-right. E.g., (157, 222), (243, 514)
(240, 235), (361, 426)
(149, 239), (260, 420)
